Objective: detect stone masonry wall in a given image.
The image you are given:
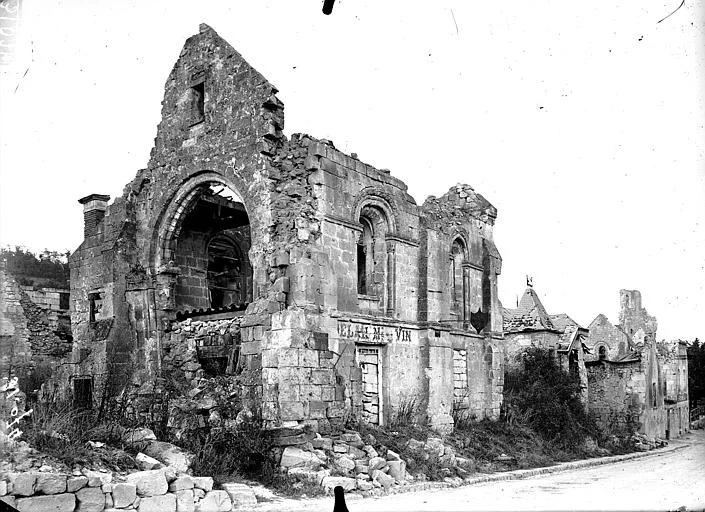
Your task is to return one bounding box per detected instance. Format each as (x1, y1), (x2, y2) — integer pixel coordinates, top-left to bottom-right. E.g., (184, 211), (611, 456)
(0, 468), (253, 512)
(0, 269), (32, 380)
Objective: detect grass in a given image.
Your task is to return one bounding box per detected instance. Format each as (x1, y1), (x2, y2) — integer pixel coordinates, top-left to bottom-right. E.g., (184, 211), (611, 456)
(19, 400), (138, 471)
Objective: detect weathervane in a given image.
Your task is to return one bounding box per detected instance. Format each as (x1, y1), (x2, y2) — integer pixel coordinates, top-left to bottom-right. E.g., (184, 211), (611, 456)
(526, 275), (533, 288)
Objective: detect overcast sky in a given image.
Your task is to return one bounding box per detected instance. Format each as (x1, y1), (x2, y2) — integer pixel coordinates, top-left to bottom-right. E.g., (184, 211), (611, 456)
(0, 0), (703, 341)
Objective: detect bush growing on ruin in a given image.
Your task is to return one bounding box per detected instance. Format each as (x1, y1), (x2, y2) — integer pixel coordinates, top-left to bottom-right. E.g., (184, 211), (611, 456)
(503, 347), (599, 451)
(182, 410), (277, 483)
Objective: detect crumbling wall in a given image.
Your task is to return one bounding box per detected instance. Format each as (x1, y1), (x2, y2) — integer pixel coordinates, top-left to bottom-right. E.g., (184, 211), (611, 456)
(0, 268), (32, 380)
(619, 289), (657, 340)
(586, 314), (630, 361)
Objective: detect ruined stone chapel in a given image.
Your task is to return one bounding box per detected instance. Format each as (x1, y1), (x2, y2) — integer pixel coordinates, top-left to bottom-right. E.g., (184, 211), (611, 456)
(65, 24), (504, 433)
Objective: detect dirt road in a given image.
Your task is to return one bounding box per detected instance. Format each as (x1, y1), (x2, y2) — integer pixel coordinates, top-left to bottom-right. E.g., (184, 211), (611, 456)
(256, 430), (705, 511)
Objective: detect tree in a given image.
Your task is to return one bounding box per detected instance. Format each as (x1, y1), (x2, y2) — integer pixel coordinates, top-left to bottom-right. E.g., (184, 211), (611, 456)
(0, 246), (70, 288)
(687, 338), (705, 409)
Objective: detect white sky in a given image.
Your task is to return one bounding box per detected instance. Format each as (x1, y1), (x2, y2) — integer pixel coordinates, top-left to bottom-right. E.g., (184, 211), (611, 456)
(0, 0), (703, 341)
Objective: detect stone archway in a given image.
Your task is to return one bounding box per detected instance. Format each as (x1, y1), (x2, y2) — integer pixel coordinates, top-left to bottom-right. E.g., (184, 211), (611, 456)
(150, 172), (258, 316)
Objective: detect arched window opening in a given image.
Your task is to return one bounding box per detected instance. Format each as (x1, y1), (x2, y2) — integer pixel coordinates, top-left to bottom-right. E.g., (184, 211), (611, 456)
(652, 382), (658, 407)
(357, 218), (374, 295)
(173, 183), (252, 312)
(357, 205), (389, 305)
(598, 345), (607, 360)
(450, 238), (466, 326)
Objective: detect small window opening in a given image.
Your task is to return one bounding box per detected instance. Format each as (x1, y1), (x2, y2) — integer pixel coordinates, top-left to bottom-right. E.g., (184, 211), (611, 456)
(89, 292), (102, 324)
(569, 349), (579, 377)
(59, 292), (70, 310)
(652, 382), (657, 407)
(73, 377), (93, 410)
(357, 218), (374, 296)
(598, 345), (607, 360)
(190, 82), (205, 126)
(357, 242), (367, 295)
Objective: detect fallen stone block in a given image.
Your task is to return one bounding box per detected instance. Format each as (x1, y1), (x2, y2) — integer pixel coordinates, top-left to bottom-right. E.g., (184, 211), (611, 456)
(386, 449), (400, 461)
(112, 482), (137, 508)
(126, 469), (168, 497)
(357, 480), (373, 491)
(311, 437), (333, 450)
(143, 441), (193, 473)
(191, 477), (213, 492)
(221, 482), (257, 509)
(82, 470), (112, 487)
(122, 428), (157, 447)
(138, 493), (176, 512)
(364, 445), (379, 458)
(372, 470), (395, 490)
(347, 446), (366, 459)
(387, 460), (406, 483)
(287, 468), (330, 485)
(136, 453), (163, 471)
(198, 490), (232, 512)
(321, 476), (356, 492)
(332, 442), (349, 453)
(334, 455), (356, 474)
(15, 493), (75, 512)
(368, 456), (387, 471)
(279, 446), (321, 470)
(340, 432), (363, 448)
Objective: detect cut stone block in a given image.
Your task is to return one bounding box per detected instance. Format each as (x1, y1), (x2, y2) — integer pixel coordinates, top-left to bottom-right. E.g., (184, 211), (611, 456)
(138, 494), (176, 512)
(75, 486), (105, 512)
(126, 469), (168, 497)
(15, 493), (75, 512)
(112, 482), (137, 508)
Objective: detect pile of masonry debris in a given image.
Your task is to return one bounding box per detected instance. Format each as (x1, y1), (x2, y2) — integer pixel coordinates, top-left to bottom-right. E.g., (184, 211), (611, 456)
(1, 422), (677, 511)
(280, 430), (475, 494)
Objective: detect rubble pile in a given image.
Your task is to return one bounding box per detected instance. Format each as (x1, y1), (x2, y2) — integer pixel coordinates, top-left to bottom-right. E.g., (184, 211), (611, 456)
(279, 429), (477, 494)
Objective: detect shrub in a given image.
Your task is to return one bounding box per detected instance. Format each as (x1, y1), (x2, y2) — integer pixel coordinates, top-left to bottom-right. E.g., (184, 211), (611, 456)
(503, 347), (599, 451)
(181, 411), (276, 482)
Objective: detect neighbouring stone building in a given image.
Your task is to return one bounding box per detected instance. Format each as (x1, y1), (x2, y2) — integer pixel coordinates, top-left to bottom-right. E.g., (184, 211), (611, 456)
(501, 282), (589, 400)
(63, 24), (504, 434)
(0, 261), (72, 394)
(585, 290), (689, 440)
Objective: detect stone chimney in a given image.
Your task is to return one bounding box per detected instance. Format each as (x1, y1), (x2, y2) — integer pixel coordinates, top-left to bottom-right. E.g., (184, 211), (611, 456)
(78, 194), (110, 238)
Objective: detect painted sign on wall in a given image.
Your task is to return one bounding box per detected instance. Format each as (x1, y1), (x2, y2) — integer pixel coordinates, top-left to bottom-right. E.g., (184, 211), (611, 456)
(337, 320), (412, 344)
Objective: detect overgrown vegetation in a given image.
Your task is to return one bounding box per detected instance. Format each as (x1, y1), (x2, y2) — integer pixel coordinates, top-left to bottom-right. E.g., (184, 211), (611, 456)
(1, 246), (70, 288)
(18, 399), (137, 471)
(178, 411), (277, 484)
(503, 347), (600, 451)
(687, 338), (705, 411)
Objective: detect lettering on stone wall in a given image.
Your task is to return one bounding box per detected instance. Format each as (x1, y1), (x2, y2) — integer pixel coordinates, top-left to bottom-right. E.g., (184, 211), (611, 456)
(337, 321), (411, 344)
